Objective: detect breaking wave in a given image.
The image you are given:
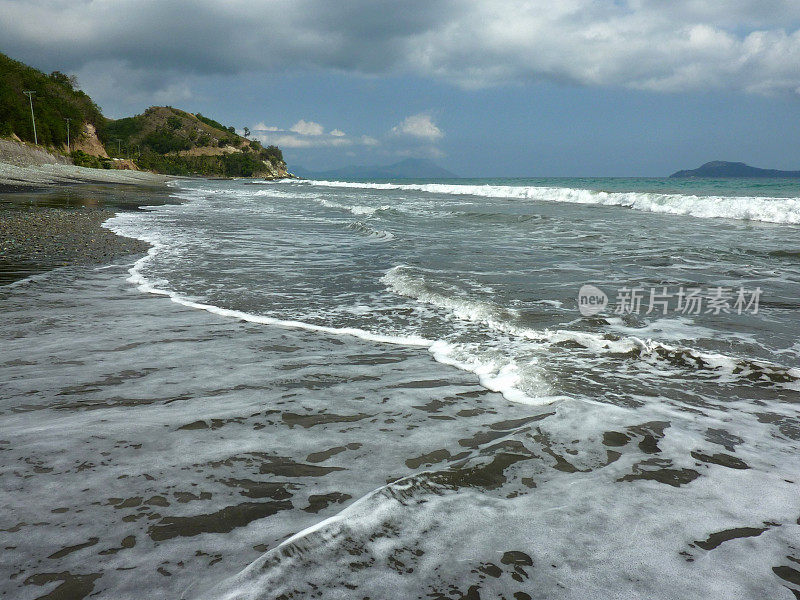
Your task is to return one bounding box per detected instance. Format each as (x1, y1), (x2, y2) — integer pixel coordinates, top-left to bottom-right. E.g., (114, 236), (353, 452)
(303, 180), (800, 224)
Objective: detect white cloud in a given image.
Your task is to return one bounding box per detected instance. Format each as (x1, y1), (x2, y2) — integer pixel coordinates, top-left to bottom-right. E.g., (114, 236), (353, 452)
(290, 119), (325, 136)
(251, 121), (377, 149)
(390, 114), (443, 140)
(253, 122), (280, 131)
(251, 134), (320, 148)
(402, 1), (800, 94)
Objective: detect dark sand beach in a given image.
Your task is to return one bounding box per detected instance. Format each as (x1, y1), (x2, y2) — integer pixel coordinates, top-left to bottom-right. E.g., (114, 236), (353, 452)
(4, 2), (800, 597)
(0, 182), (172, 285)
(0, 137), (174, 284)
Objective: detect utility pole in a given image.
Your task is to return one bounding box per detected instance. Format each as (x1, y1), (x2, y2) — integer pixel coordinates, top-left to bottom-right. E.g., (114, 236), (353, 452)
(22, 91), (37, 145)
(115, 138), (121, 155)
(64, 118), (71, 151)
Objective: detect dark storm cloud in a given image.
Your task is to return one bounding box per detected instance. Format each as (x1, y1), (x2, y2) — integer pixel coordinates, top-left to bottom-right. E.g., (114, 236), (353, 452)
(0, 0), (451, 75)
(2, 0), (800, 95)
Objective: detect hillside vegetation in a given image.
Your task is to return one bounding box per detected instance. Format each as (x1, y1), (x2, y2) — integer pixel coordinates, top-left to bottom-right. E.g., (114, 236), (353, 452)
(104, 106), (285, 177)
(0, 52), (104, 147)
(0, 52), (288, 178)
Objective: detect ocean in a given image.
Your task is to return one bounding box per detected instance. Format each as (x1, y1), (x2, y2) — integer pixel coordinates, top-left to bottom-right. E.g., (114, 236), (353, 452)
(2, 176), (799, 599)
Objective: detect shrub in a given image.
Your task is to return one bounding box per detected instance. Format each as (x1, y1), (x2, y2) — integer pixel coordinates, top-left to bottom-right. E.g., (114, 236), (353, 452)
(196, 113), (228, 131)
(70, 150), (111, 169)
(104, 115), (143, 144)
(221, 152), (261, 177)
(142, 128), (190, 153)
(48, 71), (76, 89)
(260, 145), (283, 163)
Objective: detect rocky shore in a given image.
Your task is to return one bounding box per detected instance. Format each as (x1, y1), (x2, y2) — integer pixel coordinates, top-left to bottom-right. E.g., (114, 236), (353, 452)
(0, 206), (151, 285)
(0, 140), (172, 285)
(0, 160), (170, 191)
(0, 138), (170, 191)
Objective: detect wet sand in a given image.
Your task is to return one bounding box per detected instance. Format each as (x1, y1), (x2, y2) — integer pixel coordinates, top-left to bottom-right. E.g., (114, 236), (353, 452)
(0, 183), (174, 286)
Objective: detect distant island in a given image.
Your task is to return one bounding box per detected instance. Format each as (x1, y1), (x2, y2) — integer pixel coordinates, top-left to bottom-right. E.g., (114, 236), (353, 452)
(294, 158), (457, 180)
(670, 161), (800, 178)
(0, 52), (288, 179)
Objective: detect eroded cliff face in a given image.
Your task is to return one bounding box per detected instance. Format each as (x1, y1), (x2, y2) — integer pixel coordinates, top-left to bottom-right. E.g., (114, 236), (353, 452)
(0, 124), (108, 165)
(70, 123), (109, 158)
(256, 158), (291, 179)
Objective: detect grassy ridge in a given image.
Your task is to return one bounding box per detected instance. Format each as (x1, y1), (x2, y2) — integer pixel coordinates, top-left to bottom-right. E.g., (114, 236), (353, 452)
(104, 106), (285, 177)
(0, 52), (104, 147)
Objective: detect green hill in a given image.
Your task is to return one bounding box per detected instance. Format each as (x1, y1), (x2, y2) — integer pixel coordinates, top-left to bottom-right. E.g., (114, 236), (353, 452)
(0, 52), (104, 147)
(104, 106), (286, 177)
(0, 52), (288, 178)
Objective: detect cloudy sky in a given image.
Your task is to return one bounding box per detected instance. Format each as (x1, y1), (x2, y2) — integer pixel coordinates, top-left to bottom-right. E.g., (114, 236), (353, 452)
(3, 0), (800, 175)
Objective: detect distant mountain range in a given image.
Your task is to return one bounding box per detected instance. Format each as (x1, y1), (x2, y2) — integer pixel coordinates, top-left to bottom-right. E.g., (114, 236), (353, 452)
(293, 158), (458, 180)
(670, 161), (800, 178)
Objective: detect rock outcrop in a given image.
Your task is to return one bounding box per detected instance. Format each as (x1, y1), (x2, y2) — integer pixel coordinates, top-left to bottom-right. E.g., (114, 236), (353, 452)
(71, 123), (109, 158)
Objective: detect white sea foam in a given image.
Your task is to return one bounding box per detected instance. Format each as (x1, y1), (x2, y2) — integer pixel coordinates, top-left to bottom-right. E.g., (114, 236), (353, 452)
(303, 180), (800, 224)
(104, 221), (430, 347)
(103, 178), (800, 415)
(428, 340), (567, 405)
(198, 415), (800, 600)
(382, 265), (799, 389)
(346, 220), (395, 241)
(315, 197), (392, 217)
(102, 211), (563, 407)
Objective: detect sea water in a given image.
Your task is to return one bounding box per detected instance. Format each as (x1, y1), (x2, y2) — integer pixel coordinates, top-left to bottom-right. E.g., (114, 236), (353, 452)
(1, 176), (799, 599)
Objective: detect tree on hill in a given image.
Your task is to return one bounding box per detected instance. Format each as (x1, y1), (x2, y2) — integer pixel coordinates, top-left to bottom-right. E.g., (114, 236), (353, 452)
(0, 52), (105, 147)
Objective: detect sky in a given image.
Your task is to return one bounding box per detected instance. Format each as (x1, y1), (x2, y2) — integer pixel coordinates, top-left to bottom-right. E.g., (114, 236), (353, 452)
(2, 0), (800, 176)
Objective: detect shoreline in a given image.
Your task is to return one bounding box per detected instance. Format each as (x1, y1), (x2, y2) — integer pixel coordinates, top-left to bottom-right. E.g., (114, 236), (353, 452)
(0, 163), (176, 286)
(0, 205), (151, 286)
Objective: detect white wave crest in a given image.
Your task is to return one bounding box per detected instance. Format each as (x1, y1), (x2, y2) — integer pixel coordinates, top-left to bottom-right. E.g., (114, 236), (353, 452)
(101, 212), (563, 407)
(346, 221), (395, 241)
(382, 265), (800, 390)
(315, 197), (392, 217)
(303, 180), (800, 224)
